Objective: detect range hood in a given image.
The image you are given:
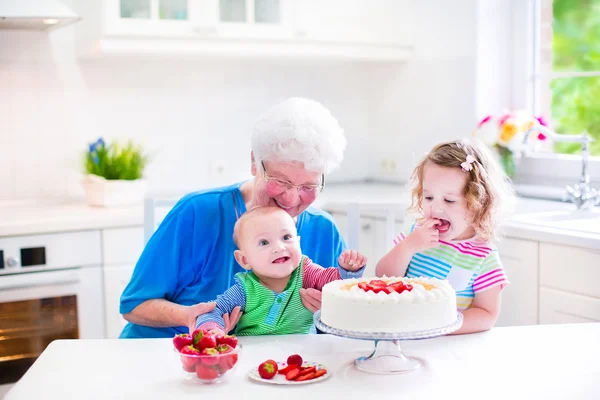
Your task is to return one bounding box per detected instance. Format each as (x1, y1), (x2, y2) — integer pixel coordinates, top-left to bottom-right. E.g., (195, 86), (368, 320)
(0, 0), (81, 31)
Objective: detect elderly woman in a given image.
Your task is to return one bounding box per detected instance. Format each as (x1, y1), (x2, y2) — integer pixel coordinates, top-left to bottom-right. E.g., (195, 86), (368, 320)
(120, 97), (362, 338)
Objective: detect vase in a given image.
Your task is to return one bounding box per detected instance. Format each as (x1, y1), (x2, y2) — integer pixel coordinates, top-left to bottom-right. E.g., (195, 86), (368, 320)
(82, 174), (147, 207)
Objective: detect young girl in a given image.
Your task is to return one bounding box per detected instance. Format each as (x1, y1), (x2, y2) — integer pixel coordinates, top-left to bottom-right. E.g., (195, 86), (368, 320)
(376, 139), (515, 334)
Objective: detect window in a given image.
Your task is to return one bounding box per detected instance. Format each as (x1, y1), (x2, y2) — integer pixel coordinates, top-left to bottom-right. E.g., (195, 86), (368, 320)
(535, 0), (600, 156)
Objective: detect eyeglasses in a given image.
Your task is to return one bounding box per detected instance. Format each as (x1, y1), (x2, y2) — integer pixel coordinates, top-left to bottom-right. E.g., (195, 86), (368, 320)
(261, 161), (325, 194)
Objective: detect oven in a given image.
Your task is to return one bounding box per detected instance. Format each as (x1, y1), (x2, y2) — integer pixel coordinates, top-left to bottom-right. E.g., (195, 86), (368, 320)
(0, 230), (105, 392)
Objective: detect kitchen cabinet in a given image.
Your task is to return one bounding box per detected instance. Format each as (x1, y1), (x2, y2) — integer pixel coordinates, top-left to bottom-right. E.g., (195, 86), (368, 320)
(101, 227), (144, 338)
(74, 0), (414, 61)
(495, 237), (539, 327)
(538, 242), (600, 324)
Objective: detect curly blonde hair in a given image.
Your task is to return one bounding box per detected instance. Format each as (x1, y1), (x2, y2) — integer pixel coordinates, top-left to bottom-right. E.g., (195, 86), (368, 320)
(408, 138), (516, 241)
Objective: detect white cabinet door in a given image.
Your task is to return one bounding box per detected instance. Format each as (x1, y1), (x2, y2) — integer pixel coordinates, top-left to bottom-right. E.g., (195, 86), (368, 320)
(539, 243), (600, 298)
(539, 288), (600, 324)
(495, 237), (539, 327)
(103, 264), (136, 339)
(102, 227), (144, 265)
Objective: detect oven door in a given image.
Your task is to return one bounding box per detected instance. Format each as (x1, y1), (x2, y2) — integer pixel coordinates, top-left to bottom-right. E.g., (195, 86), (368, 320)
(0, 266), (105, 386)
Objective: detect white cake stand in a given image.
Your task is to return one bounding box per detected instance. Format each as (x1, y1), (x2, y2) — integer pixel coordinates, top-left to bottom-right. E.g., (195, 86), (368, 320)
(313, 310), (463, 375)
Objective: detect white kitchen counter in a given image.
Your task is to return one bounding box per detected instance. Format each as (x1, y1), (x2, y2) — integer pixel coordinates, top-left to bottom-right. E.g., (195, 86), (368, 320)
(5, 324), (600, 400)
(0, 198), (143, 237)
(1, 182), (599, 249)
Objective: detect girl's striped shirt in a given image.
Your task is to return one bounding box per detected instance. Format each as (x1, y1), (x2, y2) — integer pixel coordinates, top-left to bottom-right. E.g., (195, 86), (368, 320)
(394, 223), (509, 310)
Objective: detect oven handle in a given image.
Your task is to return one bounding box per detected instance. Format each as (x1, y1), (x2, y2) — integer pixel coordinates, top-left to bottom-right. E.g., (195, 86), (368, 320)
(0, 270), (80, 290)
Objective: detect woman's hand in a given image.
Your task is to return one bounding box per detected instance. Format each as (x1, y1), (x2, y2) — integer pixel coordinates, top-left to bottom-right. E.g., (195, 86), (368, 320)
(338, 249), (367, 271)
(300, 288), (322, 312)
(186, 303), (243, 335)
(186, 302), (217, 334)
(405, 219), (441, 253)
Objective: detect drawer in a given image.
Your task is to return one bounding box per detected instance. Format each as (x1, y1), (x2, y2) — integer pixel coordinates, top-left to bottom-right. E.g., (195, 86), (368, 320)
(540, 287), (600, 324)
(102, 227), (144, 265)
(539, 242), (600, 298)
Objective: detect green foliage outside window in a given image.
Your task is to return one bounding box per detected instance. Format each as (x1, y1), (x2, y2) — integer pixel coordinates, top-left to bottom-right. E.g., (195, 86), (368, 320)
(551, 0), (600, 155)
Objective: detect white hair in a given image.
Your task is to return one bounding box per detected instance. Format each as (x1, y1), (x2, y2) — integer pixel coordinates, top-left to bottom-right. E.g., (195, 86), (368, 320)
(251, 97), (346, 174)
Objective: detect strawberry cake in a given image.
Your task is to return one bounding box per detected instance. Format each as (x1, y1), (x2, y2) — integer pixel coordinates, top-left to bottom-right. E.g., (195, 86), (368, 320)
(320, 277), (457, 333)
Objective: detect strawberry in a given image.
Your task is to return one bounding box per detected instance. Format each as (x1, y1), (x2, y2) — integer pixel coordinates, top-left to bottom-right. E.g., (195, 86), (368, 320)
(258, 360), (278, 379)
(366, 284), (384, 293)
(278, 365), (295, 375)
(191, 328), (208, 347)
(216, 343), (238, 372)
(173, 333), (193, 351)
(200, 347), (220, 366)
(196, 364), (219, 380)
(216, 334), (238, 348)
(286, 354), (303, 367)
(358, 282), (369, 291)
(404, 283), (413, 291)
(312, 369), (327, 379)
(192, 328), (218, 350)
(295, 372), (316, 381)
(369, 279), (387, 287)
(285, 367), (301, 381)
(387, 282), (406, 293)
(216, 343), (234, 354)
(219, 352), (238, 372)
(298, 366), (316, 377)
(180, 345), (202, 372)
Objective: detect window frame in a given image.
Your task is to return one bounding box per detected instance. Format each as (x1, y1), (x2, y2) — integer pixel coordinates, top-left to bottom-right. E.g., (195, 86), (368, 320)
(513, 0), (600, 187)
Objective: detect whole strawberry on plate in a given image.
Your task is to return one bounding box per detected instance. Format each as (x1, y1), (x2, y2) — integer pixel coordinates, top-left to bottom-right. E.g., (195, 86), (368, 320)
(257, 359), (278, 379)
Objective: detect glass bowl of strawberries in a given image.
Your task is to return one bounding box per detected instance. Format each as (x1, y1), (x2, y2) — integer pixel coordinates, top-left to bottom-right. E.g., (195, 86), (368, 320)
(173, 328), (242, 384)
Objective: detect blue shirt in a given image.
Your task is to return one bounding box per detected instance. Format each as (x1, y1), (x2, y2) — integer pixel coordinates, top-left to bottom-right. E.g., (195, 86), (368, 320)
(119, 182), (348, 338)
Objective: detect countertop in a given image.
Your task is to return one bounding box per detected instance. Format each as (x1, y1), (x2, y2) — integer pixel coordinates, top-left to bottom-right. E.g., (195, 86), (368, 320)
(1, 182), (600, 250)
(5, 324), (600, 400)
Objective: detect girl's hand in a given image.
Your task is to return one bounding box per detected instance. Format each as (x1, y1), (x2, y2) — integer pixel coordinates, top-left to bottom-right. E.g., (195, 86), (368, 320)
(405, 219), (441, 253)
(338, 249), (367, 271)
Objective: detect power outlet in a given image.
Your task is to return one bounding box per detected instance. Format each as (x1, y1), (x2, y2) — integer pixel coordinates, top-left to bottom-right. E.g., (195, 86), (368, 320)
(380, 158), (398, 176)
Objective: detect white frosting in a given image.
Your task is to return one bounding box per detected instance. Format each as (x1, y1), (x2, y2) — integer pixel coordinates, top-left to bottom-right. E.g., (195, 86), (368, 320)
(320, 277), (457, 333)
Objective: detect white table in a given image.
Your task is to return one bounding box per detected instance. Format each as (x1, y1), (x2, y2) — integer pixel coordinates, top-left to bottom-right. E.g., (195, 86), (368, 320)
(6, 323), (600, 400)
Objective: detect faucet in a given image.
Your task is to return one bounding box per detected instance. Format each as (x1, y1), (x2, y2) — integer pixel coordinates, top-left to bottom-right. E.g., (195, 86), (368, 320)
(522, 125), (600, 210)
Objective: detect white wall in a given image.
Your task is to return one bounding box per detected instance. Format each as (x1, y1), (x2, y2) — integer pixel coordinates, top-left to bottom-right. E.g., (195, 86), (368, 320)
(367, 0), (515, 182)
(0, 0), (504, 201)
(0, 26), (372, 200)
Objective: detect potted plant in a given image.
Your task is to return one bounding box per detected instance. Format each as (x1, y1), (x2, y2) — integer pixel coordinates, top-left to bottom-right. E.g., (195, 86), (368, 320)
(82, 137), (149, 207)
(473, 110), (548, 178)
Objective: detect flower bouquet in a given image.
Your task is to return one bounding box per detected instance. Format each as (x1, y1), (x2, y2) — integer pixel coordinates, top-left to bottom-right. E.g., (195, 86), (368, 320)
(82, 137), (149, 207)
(473, 110), (548, 178)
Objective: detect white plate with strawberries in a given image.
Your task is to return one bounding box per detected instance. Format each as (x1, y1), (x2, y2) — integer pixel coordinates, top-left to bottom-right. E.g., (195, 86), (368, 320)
(248, 354), (331, 385)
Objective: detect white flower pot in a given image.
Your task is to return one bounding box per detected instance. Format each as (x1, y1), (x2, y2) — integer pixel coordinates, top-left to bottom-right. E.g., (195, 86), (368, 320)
(82, 175), (147, 207)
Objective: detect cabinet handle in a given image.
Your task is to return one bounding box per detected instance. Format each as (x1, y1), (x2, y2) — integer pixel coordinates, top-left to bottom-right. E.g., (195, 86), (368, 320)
(362, 223), (371, 230)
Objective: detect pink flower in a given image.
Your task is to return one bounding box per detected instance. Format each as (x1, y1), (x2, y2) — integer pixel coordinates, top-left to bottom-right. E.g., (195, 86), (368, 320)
(478, 115), (492, 127)
(535, 116), (548, 127)
(537, 133), (547, 141)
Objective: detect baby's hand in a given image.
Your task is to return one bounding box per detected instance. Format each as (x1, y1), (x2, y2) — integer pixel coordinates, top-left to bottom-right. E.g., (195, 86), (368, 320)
(338, 250), (367, 271)
(405, 219), (441, 253)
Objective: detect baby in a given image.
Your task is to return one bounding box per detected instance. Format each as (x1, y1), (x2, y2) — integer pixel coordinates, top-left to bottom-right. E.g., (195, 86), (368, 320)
(376, 139), (515, 334)
(195, 205), (367, 335)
